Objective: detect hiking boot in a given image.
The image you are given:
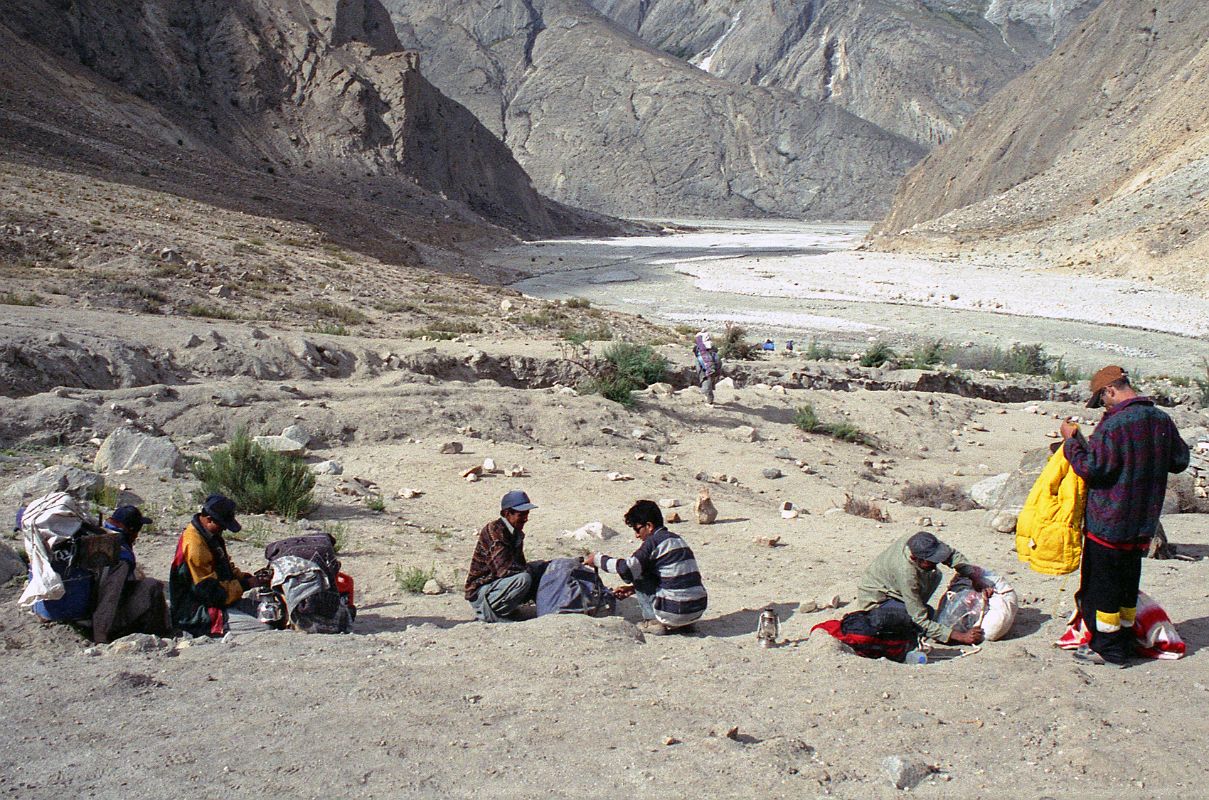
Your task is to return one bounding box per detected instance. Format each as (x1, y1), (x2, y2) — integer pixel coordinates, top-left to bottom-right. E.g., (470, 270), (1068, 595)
(637, 620), (671, 636)
(1073, 645), (1126, 669)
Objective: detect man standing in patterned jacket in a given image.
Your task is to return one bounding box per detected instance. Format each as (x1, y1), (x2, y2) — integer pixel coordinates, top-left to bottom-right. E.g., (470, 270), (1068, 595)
(586, 499), (707, 635)
(1060, 365), (1189, 668)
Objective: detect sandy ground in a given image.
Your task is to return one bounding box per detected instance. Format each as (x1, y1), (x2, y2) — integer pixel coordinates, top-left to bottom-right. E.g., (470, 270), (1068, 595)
(2, 303), (1208, 799)
(500, 221), (1209, 377)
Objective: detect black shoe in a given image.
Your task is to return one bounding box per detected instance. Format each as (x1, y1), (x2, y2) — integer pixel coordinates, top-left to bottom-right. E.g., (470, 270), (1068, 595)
(1073, 645), (1126, 669)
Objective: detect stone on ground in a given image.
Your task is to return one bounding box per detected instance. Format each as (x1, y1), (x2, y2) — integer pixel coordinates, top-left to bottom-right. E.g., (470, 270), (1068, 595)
(253, 435), (307, 457)
(439, 441), (463, 455)
(95, 426), (183, 474)
(881, 755), (934, 789)
(0, 541), (25, 584)
(696, 489), (718, 524)
(970, 472), (1011, 508)
(560, 521), (619, 541)
(3, 465), (104, 502)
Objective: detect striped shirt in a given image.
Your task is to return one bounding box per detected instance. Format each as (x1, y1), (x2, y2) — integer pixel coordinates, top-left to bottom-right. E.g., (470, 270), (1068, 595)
(596, 527), (707, 627)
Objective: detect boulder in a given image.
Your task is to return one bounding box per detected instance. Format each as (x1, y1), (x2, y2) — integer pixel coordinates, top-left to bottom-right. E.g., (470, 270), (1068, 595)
(311, 460), (343, 476)
(95, 427), (183, 474)
(762, 468), (783, 480)
(646, 382), (674, 397)
(0, 541), (25, 584)
(560, 521), (619, 541)
(970, 472), (1011, 509)
(3, 465), (104, 503)
(253, 435), (307, 457)
(726, 425), (758, 443)
(695, 489), (718, 525)
(990, 511), (1018, 534)
(281, 424), (311, 447)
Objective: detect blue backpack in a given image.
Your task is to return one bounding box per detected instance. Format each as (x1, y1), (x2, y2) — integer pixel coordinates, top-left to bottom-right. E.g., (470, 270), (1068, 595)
(536, 558), (616, 617)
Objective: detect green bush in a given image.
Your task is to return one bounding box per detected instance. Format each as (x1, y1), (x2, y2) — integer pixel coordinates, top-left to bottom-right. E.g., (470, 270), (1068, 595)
(1049, 358), (1086, 384)
(561, 323), (612, 346)
(949, 343), (1052, 375)
(584, 342), (668, 407)
(1196, 359), (1209, 409)
(192, 431), (315, 519)
(898, 481), (975, 510)
(860, 341), (896, 368)
(904, 340), (946, 369)
(803, 338), (835, 361)
(718, 324), (757, 360)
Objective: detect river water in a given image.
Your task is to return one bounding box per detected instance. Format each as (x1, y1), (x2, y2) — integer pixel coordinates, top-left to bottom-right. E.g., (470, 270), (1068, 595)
(493, 220), (1209, 378)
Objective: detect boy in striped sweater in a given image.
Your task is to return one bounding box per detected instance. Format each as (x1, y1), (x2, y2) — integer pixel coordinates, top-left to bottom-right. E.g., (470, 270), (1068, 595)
(585, 499), (707, 635)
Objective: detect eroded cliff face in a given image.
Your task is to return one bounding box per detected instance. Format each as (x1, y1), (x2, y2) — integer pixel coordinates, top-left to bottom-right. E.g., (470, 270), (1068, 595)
(588, 0), (1102, 149)
(870, 0), (1209, 295)
(387, 0), (923, 219)
(0, 0), (616, 253)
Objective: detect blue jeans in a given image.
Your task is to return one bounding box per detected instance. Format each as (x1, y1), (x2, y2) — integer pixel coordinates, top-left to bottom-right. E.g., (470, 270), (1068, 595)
(470, 571), (533, 623)
(633, 575), (660, 621)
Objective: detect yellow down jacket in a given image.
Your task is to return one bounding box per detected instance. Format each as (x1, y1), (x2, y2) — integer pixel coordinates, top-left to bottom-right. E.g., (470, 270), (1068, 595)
(1015, 447), (1087, 575)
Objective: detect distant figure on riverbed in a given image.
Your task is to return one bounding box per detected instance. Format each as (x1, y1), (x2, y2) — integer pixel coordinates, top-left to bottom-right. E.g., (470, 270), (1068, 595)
(693, 331), (722, 405)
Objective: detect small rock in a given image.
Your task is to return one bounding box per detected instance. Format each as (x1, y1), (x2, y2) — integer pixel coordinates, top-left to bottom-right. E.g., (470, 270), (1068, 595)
(646, 382), (674, 397)
(250, 327), (269, 340)
(395, 488), (422, 499)
(506, 465), (528, 478)
(606, 472), (633, 482)
(799, 599), (819, 613)
(781, 507), (800, 520)
(253, 435), (306, 457)
(658, 498), (680, 509)
(753, 535), (780, 547)
(696, 489), (718, 524)
(159, 247), (184, 264)
(631, 428), (649, 440)
(991, 510), (1018, 533)
(440, 442), (463, 455)
(882, 755), (933, 790)
(914, 516), (933, 527)
(666, 511), (682, 523)
(482, 458), (497, 473)
(421, 579), (446, 595)
(774, 448), (794, 460)
(938, 502), (958, 512)
(208, 284), (232, 298)
(711, 472), (728, 482)
(311, 460), (343, 476)
(106, 633), (170, 655)
(281, 424), (311, 447)
(500, 299), (514, 313)
(715, 377), (735, 390)
(560, 521), (619, 541)
(213, 389), (247, 407)
(663, 737), (681, 747)
(465, 473), (480, 483)
(762, 468), (783, 480)
(461, 465), (483, 479)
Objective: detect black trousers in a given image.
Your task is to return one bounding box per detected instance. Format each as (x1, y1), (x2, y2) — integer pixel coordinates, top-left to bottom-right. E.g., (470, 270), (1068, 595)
(1077, 538), (1143, 664)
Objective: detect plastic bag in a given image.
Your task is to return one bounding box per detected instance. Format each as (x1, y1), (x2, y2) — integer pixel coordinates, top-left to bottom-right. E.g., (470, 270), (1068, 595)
(936, 584), (985, 633)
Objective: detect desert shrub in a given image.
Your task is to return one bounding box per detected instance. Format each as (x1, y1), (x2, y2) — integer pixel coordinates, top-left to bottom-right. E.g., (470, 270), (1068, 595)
(307, 322), (348, 336)
(305, 300), (368, 325)
(904, 340), (946, 369)
(950, 343), (1052, 376)
(0, 291), (43, 307)
(401, 319), (481, 339)
(1193, 359), (1209, 409)
(673, 323), (697, 337)
(794, 404), (874, 446)
(366, 494), (386, 513)
(227, 520), (273, 548)
(843, 496), (890, 522)
(185, 303), (238, 320)
(587, 342), (669, 407)
(803, 338), (835, 361)
(561, 323), (612, 346)
(322, 521), (349, 553)
(562, 297), (591, 309)
(192, 430), (315, 519)
(1049, 358), (1085, 384)
(860, 340), (897, 368)
(519, 309), (570, 327)
(898, 481), (975, 510)
(395, 565), (435, 594)
(718, 323), (758, 360)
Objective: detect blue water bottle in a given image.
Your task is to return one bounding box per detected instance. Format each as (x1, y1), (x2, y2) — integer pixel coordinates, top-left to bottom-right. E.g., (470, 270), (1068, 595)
(904, 649), (928, 665)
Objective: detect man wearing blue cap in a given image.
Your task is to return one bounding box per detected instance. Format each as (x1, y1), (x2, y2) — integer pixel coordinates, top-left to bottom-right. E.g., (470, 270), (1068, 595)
(91, 505), (171, 642)
(168, 494), (267, 637)
(465, 490), (547, 622)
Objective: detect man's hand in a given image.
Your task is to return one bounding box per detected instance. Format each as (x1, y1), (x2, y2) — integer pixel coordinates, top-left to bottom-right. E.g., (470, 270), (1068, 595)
(1059, 419), (1079, 440)
(613, 585), (635, 600)
(982, 586), (995, 600)
(582, 552), (596, 568)
(950, 627), (985, 645)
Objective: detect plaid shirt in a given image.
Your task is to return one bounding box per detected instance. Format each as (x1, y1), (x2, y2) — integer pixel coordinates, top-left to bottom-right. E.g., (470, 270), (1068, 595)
(464, 518), (527, 600)
(1064, 397), (1189, 546)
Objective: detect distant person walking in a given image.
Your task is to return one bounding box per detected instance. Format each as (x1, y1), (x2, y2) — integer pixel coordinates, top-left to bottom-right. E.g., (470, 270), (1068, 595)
(1060, 365), (1189, 668)
(693, 331), (722, 405)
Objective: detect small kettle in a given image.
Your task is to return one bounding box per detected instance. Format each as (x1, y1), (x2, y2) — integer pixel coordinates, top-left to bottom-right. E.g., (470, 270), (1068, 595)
(756, 608), (780, 648)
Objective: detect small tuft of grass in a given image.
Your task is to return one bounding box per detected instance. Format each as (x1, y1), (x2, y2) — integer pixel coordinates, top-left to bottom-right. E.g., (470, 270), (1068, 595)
(898, 481), (976, 511)
(307, 322), (348, 336)
(562, 297), (591, 309)
(793, 404), (874, 446)
(0, 291), (42, 306)
(843, 496), (890, 522)
(366, 494), (386, 513)
(803, 338), (836, 361)
(321, 521), (349, 553)
(395, 565), (435, 594)
(304, 300), (369, 325)
(1049, 357), (1086, 384)
(227, 519), (274, 548)
(561, 323), (612, 346)
(185, 303), (238, 320)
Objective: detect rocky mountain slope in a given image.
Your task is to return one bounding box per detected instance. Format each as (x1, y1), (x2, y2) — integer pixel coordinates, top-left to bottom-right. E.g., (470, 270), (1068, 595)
(870, 0), (1209, 295)
(588, 0), (1102, 149)
(386, 0), (924, 219)
(0, 0), (618, 272)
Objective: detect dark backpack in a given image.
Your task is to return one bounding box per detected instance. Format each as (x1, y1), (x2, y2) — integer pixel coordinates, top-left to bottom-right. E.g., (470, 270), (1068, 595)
(535, 558), (616, 617)
(263, 534), (353, 633)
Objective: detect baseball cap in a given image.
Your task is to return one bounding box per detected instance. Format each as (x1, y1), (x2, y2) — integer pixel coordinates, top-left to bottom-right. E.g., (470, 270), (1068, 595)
(110, 505), (152, 533)
(201, 494), (242, 533)
(500, 490), (537, 512)
(907, 531), (953, 564)
(1087, 365), (1126, 408)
